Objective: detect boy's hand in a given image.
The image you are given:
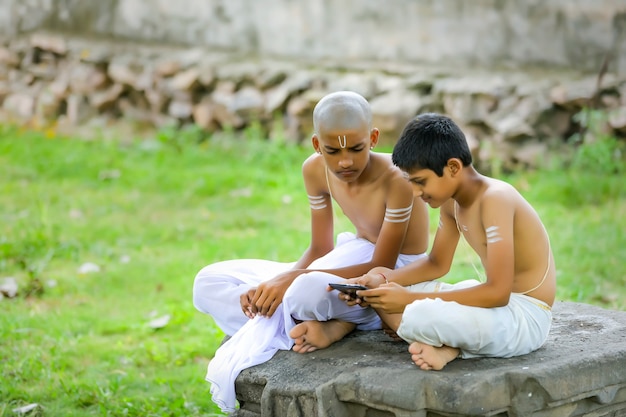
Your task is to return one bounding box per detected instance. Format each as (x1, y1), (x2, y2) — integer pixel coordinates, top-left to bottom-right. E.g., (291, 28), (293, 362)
(332, 277), (368, 306)
(335, 267), (393, 306)
(358, 282), (411, 314)
(240, 288), (257, 319)
(250, 270), (300, 318)
(359, 267), (392, 288)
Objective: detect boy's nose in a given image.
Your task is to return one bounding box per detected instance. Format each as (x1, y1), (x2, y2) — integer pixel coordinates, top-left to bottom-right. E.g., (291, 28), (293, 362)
(338, 157), (353, 168)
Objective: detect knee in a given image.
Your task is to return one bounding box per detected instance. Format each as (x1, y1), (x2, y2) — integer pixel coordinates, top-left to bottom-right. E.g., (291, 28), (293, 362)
(285, 273), (328, 299)
(399, 298), (445, 339)
(405, 298), (443, 322)
(284, 273), (334, 315)
(192, 275), (205, 312)
(192, 267), (214, 313)
(192, 292), (204, 313)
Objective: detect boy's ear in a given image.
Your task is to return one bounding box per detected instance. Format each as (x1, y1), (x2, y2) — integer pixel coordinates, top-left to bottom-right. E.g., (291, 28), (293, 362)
(447, 158), (463, 176)
(311, 135), (321, 154)
(369, 128), (380, 148)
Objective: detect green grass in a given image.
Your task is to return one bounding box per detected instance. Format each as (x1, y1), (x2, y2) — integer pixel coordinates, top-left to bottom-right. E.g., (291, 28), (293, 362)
(0, 124), (624, 416)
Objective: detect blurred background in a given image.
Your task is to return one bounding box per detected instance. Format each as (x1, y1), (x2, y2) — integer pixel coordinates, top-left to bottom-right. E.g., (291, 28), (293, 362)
(1, 0), (625, 171)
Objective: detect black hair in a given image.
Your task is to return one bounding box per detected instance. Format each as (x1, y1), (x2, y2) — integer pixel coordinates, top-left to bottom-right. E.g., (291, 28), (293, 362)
(392, 113), (472, 176)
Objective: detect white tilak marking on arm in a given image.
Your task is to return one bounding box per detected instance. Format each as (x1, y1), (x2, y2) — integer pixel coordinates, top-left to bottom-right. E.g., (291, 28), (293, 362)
(308, 194), (327, 209)
(486, 225), (503, 243)
(384, 203), (413, 223)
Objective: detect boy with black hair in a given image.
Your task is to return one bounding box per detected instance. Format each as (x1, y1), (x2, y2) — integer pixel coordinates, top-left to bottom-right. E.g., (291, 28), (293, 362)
(349, 113), (555, 371)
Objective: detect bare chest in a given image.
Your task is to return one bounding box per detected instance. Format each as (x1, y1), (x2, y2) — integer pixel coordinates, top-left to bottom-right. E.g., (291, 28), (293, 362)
(454, 207), (488, 260)
(332, 185), (386, 234)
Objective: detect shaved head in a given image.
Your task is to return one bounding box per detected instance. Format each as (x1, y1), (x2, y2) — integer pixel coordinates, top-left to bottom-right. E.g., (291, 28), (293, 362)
(313, 91), (372, 134)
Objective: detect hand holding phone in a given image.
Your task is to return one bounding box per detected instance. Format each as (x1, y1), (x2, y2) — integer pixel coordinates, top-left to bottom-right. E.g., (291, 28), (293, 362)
(328, 283), (368, 299)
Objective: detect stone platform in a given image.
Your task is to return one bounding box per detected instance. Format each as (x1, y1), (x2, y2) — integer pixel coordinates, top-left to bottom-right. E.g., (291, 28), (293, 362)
(232, 302), (626, 417)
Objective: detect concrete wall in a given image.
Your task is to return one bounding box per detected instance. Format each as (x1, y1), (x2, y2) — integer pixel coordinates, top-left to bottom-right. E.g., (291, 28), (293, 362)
(1, 0), (625, 74)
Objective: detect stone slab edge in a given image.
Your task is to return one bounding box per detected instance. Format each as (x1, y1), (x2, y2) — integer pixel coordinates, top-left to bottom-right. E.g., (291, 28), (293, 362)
(232, 302), (626, 416)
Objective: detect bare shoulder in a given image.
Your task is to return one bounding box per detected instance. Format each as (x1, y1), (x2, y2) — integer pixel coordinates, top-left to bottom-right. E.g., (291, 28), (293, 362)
(371, 153), (415, 196)
(480, 177), (526, 206)
(302, 153), (327, 192)
(302, 152), (326, 177)
(370, 152), (405, 181)
(302, 152), (321, 171)
(479, 177), (542, 223)
(484, 177), (520, 195)
(370, 151), (393, 166)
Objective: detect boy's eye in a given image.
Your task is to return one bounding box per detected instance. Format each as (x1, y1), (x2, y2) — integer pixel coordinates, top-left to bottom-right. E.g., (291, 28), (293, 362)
(324, 146), (363, 154)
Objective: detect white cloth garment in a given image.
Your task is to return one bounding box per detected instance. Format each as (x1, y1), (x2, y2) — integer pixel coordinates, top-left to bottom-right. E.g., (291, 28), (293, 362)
(200, 232), (426, 413)
(205, 304), (294, 414)
(193, 258), (296, 337)
(396, 280), (553, 359)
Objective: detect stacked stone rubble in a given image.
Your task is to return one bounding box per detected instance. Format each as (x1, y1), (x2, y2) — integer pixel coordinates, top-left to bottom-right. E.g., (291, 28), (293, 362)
(1, 33), (626, 170)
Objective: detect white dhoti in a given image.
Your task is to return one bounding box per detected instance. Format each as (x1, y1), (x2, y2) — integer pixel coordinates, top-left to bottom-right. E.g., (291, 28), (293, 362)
(193, 257), (296, 337)
(197, 232), (426, 413)
(396, 280), (553, 359)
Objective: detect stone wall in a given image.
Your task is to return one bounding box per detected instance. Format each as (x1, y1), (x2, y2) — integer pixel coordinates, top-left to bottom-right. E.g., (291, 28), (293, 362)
(1, 0), (625, 75)
(1, 33), (626, 170)
(2, 1), (626, 169)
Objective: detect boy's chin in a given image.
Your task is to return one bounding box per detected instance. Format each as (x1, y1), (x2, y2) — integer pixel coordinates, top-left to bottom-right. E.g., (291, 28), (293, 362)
(422, 198), (439, 208)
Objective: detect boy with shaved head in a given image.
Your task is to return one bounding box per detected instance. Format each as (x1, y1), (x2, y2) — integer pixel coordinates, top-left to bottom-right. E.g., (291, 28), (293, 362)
(285, 91), (429, 352)
(193, 91), (429, 412)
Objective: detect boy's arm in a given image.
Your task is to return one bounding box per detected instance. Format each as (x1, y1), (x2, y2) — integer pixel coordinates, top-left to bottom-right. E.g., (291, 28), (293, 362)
(429, 192), (516, 307)
(452, 191), (517, 306)
(292, 196), (335, 269)
(294, 156), (336, 267)
(375, 199), (460, 287)
(362, 193), (515, 312)
(317, 176), (417, 279)
(368, 178), (418, 269)
(246, 156), (335, 317)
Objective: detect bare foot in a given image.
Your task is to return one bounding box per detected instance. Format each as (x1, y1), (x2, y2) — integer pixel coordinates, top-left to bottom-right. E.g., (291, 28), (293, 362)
(408, 342), (459, 370)
(289, 320), (356, 353)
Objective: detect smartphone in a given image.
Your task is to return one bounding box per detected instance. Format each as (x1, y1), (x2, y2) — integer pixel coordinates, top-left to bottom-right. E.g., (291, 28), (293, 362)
(328, 283), (368, 299)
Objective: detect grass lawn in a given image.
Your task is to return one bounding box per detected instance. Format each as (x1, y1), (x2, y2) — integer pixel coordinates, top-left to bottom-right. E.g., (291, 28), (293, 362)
(1, 124), (624, 416)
